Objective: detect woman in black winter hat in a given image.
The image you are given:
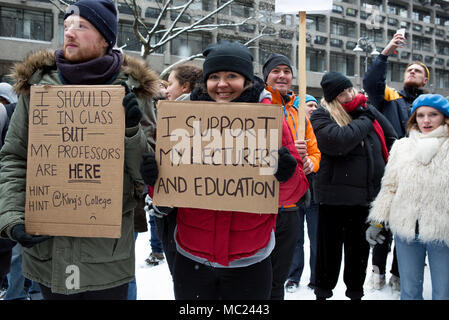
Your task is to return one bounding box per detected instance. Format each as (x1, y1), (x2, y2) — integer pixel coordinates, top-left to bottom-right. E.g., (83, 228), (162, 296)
(140, 41), (309, 300)
(309, 71), (397, 300)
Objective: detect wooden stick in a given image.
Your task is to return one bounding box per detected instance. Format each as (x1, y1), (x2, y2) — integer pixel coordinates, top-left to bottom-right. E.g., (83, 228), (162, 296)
(297, 11), (306, 140)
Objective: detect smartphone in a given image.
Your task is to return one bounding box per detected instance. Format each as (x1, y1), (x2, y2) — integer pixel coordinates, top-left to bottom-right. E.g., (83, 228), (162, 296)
(395, 28), (406, 48)
(396, 28), (406, 36)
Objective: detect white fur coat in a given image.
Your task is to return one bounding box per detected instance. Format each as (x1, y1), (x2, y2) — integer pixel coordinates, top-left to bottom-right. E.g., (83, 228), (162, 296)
(368, 124), (449, 246)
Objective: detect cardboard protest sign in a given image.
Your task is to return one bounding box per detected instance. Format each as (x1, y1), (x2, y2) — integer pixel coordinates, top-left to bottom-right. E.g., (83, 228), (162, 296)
(275, 0), (333, 13)
(25, 85), (125, 238)
(152, 101), (283, 214)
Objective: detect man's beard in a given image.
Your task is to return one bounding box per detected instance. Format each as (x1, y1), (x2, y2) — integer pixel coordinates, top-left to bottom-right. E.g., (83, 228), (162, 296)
(63, 44), (106, 63)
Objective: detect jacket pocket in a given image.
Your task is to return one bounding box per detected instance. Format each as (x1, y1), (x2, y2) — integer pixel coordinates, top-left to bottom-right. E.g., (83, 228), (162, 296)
(80, 213), (133, 263)
(23, 239), (53, 261)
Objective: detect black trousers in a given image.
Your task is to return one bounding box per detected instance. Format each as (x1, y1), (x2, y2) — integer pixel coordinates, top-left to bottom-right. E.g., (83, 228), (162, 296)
(0, 238), (16, 278)
(39, 283), (129, 300)
(173, 253), (272, 300)
(372, 228), (400, 277)
(154, 210), (178, 276)
(270, 208), (300, 300)
(314, 204), (370, 300)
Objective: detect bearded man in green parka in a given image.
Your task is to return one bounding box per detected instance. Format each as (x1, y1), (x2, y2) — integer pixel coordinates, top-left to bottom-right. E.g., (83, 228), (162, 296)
(0, 0), (159, 298)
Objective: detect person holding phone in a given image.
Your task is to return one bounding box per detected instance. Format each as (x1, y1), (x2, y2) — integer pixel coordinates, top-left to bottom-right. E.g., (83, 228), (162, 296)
(363, 31), (429, 138)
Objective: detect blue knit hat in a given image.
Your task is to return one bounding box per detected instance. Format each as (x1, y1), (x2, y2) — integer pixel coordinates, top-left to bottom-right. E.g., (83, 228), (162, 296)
(305, 94), (318, 105)
(64, 0), (118, 48)
(411, 94), (449, 118)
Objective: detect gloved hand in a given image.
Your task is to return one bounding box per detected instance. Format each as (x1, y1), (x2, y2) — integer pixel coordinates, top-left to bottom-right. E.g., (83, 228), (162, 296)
(366, 223), (386, 246)
(274, 146), (297, 183)
(351, 106), (375, 121)
(10, 224), (52, 248)
(144, 194), (173, 218)
(121, 81), (143, 128)
(140, 153), (158, 187)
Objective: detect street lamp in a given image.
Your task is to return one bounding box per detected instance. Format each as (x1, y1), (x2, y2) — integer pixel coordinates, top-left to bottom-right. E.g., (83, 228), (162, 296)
(353, 37), (380, 73)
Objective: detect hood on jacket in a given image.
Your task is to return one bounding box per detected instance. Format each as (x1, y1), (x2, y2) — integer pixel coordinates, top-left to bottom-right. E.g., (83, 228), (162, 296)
(0, 83), (18, 104)
(10, 49), (159, 99)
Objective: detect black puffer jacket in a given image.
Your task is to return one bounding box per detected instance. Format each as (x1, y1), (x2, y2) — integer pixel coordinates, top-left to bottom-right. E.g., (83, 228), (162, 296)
(310, 106), (397, 206)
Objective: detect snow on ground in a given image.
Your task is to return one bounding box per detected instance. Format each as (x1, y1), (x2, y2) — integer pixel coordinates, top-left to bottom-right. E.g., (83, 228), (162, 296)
(134, 226), (432, 300)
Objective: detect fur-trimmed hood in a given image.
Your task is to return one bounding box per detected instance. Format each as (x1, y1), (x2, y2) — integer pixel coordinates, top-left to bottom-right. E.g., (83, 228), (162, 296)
(10, 49), (159, 99)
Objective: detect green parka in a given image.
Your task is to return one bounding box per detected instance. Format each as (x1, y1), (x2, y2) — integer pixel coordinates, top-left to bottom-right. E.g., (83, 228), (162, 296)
(0, 50), (159, 294)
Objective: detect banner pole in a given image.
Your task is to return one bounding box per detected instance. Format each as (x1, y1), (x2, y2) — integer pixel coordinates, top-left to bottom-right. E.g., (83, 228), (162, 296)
(297, 11), (306, 140)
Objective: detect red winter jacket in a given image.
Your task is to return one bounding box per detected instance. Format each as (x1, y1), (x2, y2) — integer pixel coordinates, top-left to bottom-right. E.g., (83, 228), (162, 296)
(148, 79), (308, 266)
(175, 118), (308, 266)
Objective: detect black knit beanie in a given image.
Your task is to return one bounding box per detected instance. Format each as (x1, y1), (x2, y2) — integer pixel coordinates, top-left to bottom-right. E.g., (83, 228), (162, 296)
(202, 41), (254, 82)
(262, 53), (293, 82)
(320, 71), (353, 102)
(64, 0), (118, 48)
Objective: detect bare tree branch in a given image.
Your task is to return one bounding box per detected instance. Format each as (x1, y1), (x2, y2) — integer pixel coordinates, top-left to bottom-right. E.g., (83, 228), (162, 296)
(147, 0), (172, 36)
(122, 0), (149, 52)
(159, 0), (195, 44)
(49, 0), (68, 13)
(51, 0), (278, 66)
(159, 28), (277, 79)
(154, 16), (253, 34)
(159, 52), (204, 79)
(244, 25), (278, 46)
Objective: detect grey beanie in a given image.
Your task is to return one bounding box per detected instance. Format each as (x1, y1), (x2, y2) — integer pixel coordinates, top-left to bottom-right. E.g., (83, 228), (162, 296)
(262, 53), (293, 82)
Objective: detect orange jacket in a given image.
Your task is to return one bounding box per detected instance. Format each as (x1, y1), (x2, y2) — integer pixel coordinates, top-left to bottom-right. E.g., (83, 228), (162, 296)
(266, 86), (321, 173)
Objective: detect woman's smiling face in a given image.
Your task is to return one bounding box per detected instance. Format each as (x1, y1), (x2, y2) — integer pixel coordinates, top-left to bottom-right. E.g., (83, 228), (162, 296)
(206, 71), (246, 103)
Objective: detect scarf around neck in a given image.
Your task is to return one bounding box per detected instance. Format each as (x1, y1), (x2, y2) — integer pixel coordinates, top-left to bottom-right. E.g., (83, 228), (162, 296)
(55, 49), (123, 85)
(409, 124), (449, 165)
(342, 93), (390, 163)
(400, 86), (425, 102)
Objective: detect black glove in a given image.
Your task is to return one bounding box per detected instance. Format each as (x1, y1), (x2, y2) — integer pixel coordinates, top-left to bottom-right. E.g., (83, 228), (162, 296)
(141, 153), (158, 187)
(351, 106), (375, 121)
(274, 146), (297, 183)
(121, 82), (143, 128)
(10, 224), (52, 248)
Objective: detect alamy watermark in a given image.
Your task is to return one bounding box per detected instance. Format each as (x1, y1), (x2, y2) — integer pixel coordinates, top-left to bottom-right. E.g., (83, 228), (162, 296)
(161, 120), (280, 176)
(65, 264), (80, 290)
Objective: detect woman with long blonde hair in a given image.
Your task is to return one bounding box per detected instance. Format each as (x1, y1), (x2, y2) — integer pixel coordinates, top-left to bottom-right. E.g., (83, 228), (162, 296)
(310, 71), (397, 300)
